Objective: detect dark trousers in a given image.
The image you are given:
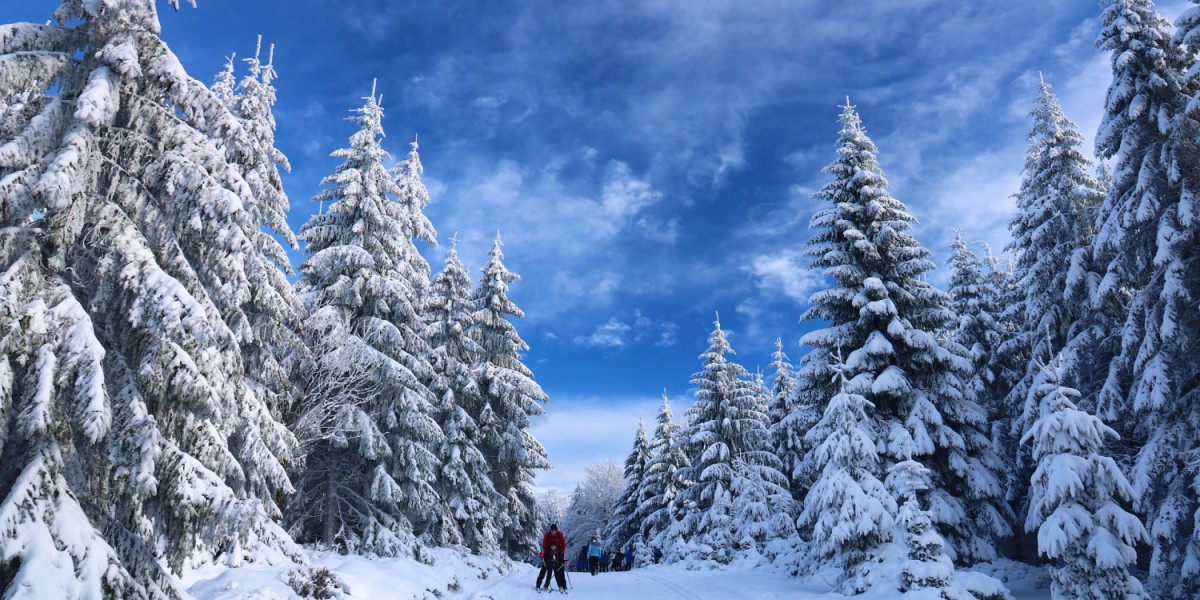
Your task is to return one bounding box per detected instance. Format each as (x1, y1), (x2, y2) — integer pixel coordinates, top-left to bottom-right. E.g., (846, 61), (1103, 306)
(537, 564), (566, 589)
(588, 556), (599, 575)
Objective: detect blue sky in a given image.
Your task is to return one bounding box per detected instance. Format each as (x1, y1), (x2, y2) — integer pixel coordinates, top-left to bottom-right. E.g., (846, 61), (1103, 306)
(4, 0), (1181, 494)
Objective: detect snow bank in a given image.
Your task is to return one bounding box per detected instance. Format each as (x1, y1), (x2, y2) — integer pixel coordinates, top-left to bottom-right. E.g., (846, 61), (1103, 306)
(185, 547), (519, 600)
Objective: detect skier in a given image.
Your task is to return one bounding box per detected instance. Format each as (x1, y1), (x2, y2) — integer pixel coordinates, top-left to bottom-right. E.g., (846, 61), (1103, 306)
(575, 545), (588, 572)
(600, 548), (610, 573)
(652, 546), (662, 564)
(623, 547), (634, 571)
(608, 549), (620, 572)
(536, 541), (568, 593)
(587, 537), (602, 575)
(542, 523), (566, 555)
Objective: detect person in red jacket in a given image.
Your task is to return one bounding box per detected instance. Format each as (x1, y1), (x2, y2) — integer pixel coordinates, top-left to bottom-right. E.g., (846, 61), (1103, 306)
(541, 524), (566, 555)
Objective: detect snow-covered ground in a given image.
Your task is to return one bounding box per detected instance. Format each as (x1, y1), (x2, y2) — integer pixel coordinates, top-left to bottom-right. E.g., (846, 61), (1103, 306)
(184, 550), (1052, 600)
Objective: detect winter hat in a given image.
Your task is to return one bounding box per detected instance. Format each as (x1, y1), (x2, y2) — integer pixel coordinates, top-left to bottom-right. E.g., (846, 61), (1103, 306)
(550, 524), (558, 531)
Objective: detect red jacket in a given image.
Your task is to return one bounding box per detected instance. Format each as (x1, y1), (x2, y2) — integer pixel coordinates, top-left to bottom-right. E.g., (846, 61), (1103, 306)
(542, 530), (566, 554)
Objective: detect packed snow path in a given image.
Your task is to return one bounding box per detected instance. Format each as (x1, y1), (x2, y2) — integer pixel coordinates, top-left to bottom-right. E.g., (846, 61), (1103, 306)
(466, 564), (827, 599)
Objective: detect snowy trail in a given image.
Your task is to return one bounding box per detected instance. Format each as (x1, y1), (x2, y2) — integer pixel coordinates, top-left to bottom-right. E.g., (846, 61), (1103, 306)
(465, 565), (833, 600)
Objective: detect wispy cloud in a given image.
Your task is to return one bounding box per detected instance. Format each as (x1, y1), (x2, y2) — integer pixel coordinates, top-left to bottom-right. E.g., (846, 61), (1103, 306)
(575, 319), (632, 349)
(748, 249), (824, 303)
(574, 310), (678, 349)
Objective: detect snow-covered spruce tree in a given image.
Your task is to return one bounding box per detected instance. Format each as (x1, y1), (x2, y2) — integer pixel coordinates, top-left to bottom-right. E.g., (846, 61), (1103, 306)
(734, 368), (797, 563)
(799, 360), (895, 593)
(947, 231), (1009, 428)
(1000, 76), (1104, 421)
(0, 227), (146, 597)
(1089, 0), (1185, 422)
(639, 393), (691, 549)
(471, 233), (549, 558)
(796, 101), (1010, 564)
(946, 231), (1015, 535)
(666, 317), (790, 564)
(1, 2), (303, 596)
(886, 460), (982, 600)
(1088, 3), (1200, 596)
(289, 87), (442, 557)
(669, 317), (749, 563)
(423, 238), (502, 553)
(204, 36), (307, 522)
(1022, 355), (1148, 600)
(767, 338), (808, 504)
(995, 79), (1106, 559)
(605, 420), (651, 553)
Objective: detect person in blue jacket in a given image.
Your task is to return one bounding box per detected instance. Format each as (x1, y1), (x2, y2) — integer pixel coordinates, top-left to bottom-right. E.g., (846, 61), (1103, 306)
(652, 546), (663, 564)
(587, 537), (602, 576)
(623, 547), (634, 571)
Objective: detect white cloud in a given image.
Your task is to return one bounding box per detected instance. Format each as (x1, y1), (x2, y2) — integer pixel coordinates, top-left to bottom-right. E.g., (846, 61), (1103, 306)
(574, 318), (632, 349)
(748, 249), (824, 302)
(917, 150), (1023, 268)
(637, 216), (680, 243)
(573, 310), (678, 349)
(470, 95), (505, 110)
(602, 161), (662, 217)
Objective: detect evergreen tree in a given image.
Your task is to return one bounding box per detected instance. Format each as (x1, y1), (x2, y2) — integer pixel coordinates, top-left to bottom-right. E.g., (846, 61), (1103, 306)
(471, 233), (549, 558)
(1022, 356), (1148, 600)
(424, 239), (502, 553)
(1, 2), (301, 596)
(1091, 3), (1200, 596)
(799, 360), (895, 593)
(0, 228), (142, 597)
(606, 421), (651, 552)
(1001, 76), (1104, 420)
(639, 393), (690, 548)
(289, 87), (441, 557)
(948, 231), (1009, 427)
(767, 339), (807, 503)
(667, 317), (790, 563)
(887, 460), (972, 600)
(210, 36), (307, 522)
(997, 80), (1106, 559)
(796, 101), (1010, 563)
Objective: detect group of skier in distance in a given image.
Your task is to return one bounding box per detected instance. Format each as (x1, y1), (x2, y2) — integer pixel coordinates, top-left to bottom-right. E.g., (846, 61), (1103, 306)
(535, 524), (664, 593)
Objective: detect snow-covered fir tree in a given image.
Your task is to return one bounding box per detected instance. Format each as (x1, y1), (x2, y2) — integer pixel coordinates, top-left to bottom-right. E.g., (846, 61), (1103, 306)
(767, 338), (808, 504)
(799, 359), (895, 593)
(606, 420), (651, 553)
(887, 460), (973, 600)
(946, 232), (1014, 534)
(471, 233), (550, 558)
(997, 76), (1106, 561)
(666, 317), (791, 564)
(1001, 76), (1104, 420)
(424, 238), (502, 553)
(639, 393), (691, 549)
(797, 101), (1010, 564)
(289, 87), (441, 557)
(1022, 355), (1148, 600)
(947, 231), (1009, 427)
(0, 227), (142, 597)
(1, 2), (302, 596)
(208, 36), (307, 522)
(1089, 2), (1200, 596)
(390, 136), (437, 330)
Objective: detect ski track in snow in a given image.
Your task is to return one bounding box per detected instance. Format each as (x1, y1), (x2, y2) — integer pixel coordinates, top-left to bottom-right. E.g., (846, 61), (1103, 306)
(466, 566), (821, 599)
